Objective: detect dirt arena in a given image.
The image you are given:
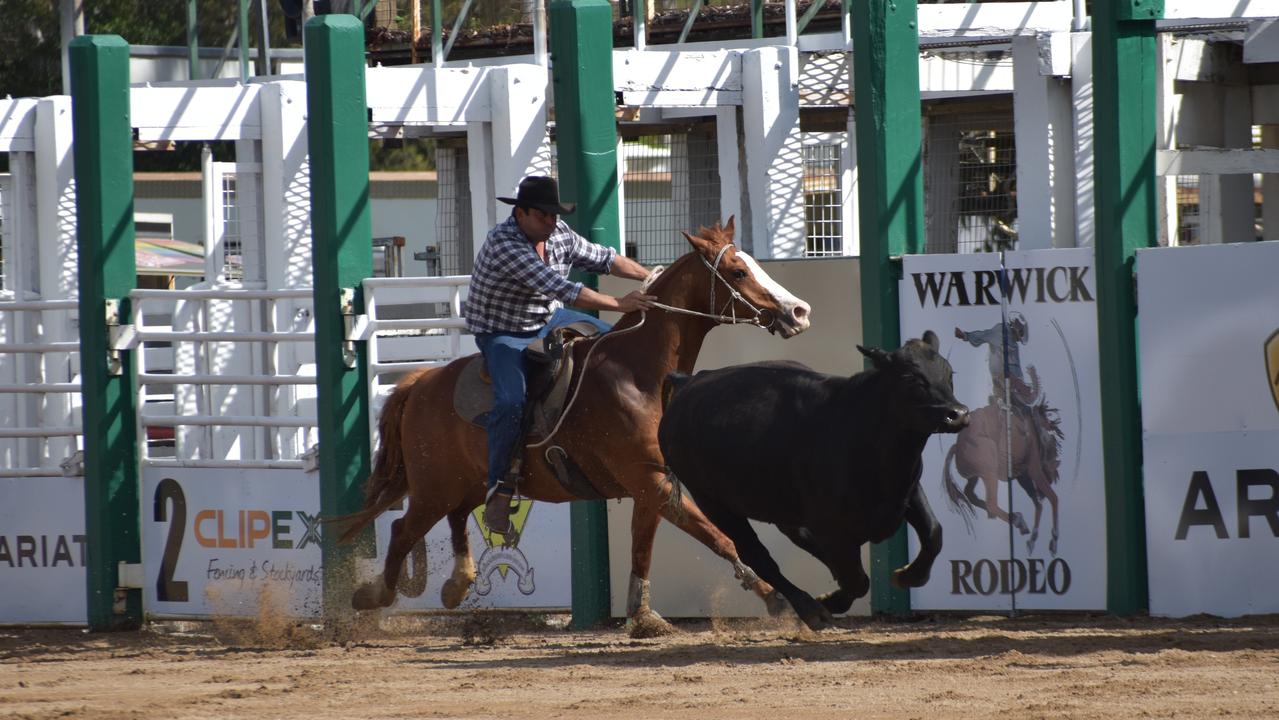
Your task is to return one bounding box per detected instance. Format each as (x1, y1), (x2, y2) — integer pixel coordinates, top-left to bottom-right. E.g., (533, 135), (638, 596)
(3, 611), (1278, 720)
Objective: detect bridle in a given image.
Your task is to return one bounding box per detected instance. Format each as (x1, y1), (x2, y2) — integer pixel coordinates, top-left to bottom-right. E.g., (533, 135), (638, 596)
(528, 242), (778, 450)
(644, 243), (776, 331)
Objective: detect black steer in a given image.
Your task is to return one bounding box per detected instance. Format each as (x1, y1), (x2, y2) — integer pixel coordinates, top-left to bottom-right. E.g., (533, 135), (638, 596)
(657, 330), (969, 630)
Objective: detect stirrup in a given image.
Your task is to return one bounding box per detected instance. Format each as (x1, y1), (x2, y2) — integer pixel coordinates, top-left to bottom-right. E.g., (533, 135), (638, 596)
(483, 482), (518, 536)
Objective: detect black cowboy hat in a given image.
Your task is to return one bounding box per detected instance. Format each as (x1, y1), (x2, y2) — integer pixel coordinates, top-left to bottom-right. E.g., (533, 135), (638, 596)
(497, 175), (576, 215)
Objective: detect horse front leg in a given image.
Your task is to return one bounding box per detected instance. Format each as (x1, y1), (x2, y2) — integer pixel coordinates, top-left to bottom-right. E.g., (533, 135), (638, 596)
(652, 490), (784, 617)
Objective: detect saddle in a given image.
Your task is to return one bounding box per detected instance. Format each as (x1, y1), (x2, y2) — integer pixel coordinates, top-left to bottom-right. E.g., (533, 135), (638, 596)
(452, 320), (609, 501)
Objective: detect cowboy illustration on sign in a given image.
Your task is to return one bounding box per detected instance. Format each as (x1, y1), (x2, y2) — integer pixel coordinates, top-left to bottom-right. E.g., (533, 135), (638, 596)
(942, 312), (1065, 556)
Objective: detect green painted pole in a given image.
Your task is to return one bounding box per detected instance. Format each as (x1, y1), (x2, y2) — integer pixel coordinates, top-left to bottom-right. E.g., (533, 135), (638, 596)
(187, 0), (199, 80)
(850, 0), (924, 616)
(1093, 0), (1159, 615)
(69, 35), (142, 631)
(549, 0), (618, 630)
(238, 0), (251, 82)
(304, 15), (375, 628)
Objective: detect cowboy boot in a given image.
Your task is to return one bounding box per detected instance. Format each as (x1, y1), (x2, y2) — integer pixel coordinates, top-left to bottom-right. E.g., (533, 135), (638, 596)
(483, 482), (517, 535)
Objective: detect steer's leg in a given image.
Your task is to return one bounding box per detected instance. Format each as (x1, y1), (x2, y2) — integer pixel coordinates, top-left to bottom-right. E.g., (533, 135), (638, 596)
(891, 482), (942, 588)
(694, 500), (831, 631)
(777, 524), (866, 615)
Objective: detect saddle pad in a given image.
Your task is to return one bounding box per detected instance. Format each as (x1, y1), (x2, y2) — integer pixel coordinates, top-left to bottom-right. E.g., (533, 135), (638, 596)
(453, 356), (494, 427)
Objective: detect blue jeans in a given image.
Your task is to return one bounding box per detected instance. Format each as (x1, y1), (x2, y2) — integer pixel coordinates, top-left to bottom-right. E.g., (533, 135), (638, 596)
(474, 308), (612, 490)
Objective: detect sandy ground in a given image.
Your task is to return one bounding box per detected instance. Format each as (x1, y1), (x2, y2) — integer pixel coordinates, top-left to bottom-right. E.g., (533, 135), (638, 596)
(2, 612), (1278, 720)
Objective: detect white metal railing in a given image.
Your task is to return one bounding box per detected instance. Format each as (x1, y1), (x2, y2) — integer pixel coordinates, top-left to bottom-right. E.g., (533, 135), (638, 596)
(360, 275), (475, 448)
(130, 286), (319, 470)
(0, 298), (83, 477)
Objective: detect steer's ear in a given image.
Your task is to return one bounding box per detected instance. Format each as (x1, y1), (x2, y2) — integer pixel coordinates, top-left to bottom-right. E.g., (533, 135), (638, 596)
(922, 330), (940, 352)
(857, 344), (891, 369)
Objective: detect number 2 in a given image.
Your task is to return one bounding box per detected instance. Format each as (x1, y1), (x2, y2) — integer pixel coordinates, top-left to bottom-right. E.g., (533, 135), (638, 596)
(154, 478), (189, 602)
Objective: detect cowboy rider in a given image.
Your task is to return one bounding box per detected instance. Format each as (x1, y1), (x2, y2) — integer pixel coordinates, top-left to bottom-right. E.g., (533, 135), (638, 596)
(466, 175), (656, 535)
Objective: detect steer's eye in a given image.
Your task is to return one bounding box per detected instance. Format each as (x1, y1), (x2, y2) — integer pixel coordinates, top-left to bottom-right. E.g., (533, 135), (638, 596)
(732, 269), (747, 281)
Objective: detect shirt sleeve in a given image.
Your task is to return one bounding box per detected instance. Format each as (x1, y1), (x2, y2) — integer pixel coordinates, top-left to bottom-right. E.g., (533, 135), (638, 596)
(565, 225), (617, 275)
(494, 236), (584, 304)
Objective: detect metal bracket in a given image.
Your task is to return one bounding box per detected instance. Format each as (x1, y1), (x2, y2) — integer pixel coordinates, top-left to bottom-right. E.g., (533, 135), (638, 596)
(117, 561), (145, 589)
(340, 288), (358, 368)
(60, 450), (84, 477)
(104, 299), (137, 376)
(301, 444), (320, 473)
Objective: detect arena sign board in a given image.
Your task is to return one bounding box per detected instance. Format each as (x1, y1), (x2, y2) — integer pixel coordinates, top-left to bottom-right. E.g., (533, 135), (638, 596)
(1138, 241), (1279, 617)
(900, 248), (1106, 611)
(374, 499), (572, 611)
(142, 467), (323, 618)
(0, 476), (88, 624)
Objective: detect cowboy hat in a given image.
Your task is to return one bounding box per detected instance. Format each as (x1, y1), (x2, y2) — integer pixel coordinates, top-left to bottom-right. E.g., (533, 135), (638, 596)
(497, 175), (576, 215)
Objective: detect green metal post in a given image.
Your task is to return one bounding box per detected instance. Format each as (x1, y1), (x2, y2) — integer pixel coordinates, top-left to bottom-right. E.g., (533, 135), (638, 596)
(238, 0), (251, 82)
(69, 35), (142, 631)
(187, 0), (199, 80)
(549, 0), (618, 630)
(304, 15), (375, 628)
(851, 0), (924, 616)
(751, 0), (764, 38)
(1093, 0), (1160, 615)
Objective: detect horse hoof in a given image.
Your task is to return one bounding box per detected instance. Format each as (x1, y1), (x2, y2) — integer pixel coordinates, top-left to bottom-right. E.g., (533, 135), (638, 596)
(1011, 512), (1029, 535)
(352, 582), (393, 611)
(441, 576), (472, 609)
(764, 590), (790, 617)
(628, 610), (676, 639)
(1049, 536), (1059, 557)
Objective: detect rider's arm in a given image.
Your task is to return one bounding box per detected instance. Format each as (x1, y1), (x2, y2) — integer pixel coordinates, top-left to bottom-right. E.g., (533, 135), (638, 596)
(609, 254), (652, 283)
(572, 286), (655, 314)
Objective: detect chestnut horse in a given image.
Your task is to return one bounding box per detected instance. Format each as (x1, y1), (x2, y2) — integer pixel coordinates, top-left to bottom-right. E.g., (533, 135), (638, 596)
(338, 219), (811, 633)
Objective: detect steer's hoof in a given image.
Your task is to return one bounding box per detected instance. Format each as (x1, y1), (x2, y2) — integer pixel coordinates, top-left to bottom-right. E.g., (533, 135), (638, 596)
(791, 594), (834, 631)
(818, 590), (853, 615)
(890, 565), (930, 589)
(628, 609), (676, 639)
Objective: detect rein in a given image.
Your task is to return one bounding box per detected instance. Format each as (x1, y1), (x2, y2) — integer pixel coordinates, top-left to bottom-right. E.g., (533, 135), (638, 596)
(528, 242), (770, 451)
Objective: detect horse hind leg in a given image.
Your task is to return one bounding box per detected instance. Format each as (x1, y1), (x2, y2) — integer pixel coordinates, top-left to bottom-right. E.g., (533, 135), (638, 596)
(440, 506), (477, 609)
(353, 501), (447, 611)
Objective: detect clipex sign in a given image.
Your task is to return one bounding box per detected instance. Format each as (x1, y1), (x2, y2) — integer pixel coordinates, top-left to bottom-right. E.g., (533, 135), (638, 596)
(143, 468), (322, 618)
(1138, 242), (1279, 618)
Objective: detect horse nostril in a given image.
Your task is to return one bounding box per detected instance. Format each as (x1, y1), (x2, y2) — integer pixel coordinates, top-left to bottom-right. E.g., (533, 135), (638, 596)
(792, 303), (810, 324)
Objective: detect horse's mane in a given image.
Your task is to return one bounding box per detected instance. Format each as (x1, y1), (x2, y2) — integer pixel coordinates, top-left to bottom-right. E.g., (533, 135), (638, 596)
(640, 224), (732, 298)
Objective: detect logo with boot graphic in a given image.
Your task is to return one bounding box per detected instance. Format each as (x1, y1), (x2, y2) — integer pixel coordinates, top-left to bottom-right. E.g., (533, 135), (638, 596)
(472, 500), (536, 596)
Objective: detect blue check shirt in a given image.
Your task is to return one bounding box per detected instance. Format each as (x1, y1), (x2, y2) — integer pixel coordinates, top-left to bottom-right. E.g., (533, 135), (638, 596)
(465, 215), (616, 334)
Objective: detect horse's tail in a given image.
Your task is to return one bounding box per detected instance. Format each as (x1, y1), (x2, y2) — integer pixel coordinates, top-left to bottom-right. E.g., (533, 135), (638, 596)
(336, 372), (419, 544)
(941, 443), (976, 533)
(661, 371), (693, 411)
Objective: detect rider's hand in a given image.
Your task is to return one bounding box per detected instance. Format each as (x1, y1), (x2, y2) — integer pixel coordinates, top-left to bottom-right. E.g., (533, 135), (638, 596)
(954, 327), (964, 340)
(615, 291), (657, 313)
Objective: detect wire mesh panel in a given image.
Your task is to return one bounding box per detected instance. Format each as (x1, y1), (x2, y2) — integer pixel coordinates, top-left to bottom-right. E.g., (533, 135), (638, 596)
(621, 129), (720, 265)
(0, 175), (8, 293)
(435, 140), (474, 276)
(924, 111), (1018, 254)
(802, 135), (843, 256)
(1174, 175), (1201, 246)
(220, 172), (243, 281)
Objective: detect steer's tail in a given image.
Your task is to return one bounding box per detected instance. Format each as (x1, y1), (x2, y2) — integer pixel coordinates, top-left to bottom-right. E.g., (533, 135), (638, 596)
(335, 371), (420, 544)
(941, 444), (976, 533)
(661, 371), (694, 411)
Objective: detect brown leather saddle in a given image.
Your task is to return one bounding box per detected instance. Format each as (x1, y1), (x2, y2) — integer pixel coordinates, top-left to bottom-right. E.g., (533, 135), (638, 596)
(452, 320), (609, 500)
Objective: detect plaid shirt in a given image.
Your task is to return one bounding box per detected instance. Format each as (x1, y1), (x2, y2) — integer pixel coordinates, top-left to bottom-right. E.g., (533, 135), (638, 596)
(465, 215), (616, 333)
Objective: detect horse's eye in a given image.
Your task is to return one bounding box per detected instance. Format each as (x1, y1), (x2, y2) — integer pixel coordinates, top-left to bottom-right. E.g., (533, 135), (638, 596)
(732, 269), (747, 280)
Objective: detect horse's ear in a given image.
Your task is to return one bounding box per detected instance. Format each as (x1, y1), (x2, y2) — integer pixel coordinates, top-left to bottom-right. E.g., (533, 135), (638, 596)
(723, 215), (736, 241)
(922, 329), (940, 352)
(858, 344), (891, 369)
(683, 229), (713, 253)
